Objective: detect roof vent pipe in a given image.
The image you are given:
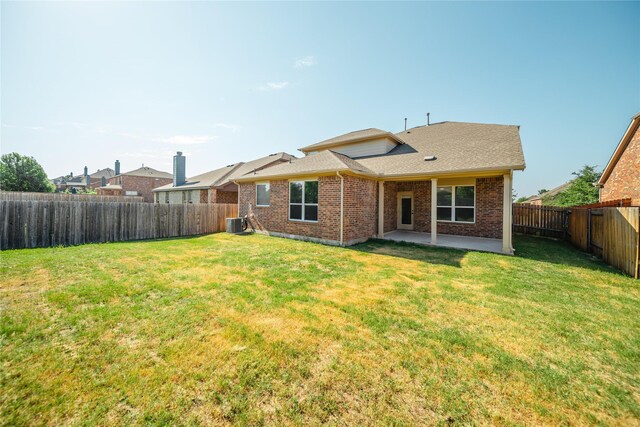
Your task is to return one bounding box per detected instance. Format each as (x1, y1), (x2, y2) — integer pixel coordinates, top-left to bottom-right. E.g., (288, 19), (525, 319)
(427, 113), (430, 126)
(404, 118), (407, 131)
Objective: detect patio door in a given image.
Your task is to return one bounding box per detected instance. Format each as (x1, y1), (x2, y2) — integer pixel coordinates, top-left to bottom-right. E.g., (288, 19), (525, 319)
(397, 192), (414, 230)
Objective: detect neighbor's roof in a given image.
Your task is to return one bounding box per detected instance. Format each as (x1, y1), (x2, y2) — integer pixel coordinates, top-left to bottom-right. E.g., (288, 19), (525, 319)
(523, 180), (573, 202)
(89, 167), (116, 179)
(153, 164), (240, 192)
(237, 121), (525, 181)
(299, 128), (405, 153)
(100, 184), (122, 190)
(121, 166), (172, 179)
(598, 112), (640, 186)
(152, 153), (294, 192)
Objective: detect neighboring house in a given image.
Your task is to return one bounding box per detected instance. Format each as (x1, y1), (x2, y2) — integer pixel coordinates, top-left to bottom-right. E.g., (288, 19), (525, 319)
(520, 181), (573, 206)
(51, 166), (116, 191)
(235, 121), (526, 254)
(87, 167), (116, 189)
(598, 112), (640, 206)
(98, 160), (173, 202)
(153, 151), (295, 204)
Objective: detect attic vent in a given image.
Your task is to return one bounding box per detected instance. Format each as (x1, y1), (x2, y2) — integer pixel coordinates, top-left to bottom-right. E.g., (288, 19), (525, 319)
(424, 155), (437, 161)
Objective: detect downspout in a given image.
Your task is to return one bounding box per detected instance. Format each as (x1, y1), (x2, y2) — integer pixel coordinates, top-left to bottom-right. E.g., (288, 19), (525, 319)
(336, 171), (344, 246)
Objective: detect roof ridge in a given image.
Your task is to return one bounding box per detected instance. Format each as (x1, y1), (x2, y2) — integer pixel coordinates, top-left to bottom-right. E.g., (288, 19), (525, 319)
(212, 162), (245, 187)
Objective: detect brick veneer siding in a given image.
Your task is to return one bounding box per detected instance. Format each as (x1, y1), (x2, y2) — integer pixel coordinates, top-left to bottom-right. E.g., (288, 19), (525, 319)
(437, 177), (504, 239)
(238, 174), (505, 245)
(209, 189), (238, 204)
(384, 176), (504, 239)
(343, 176), (378, 243)
(239, 176), (343, 244)
(105, 175), (172, 203)
(600, 125), (640, 205)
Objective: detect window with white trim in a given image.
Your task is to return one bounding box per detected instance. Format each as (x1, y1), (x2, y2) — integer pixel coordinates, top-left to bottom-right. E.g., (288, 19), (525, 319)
(289, 180), (318, 222)
(437, 185), (475, 223)
(256, 183), (270, 206)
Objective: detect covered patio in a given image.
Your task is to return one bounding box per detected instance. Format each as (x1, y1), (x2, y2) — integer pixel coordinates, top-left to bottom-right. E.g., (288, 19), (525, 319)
(377, 173), (514, 254)
(381, 230), (504, 254)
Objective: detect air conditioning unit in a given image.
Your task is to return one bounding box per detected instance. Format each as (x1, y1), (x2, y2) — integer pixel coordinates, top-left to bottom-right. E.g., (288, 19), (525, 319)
(226, 217), (244, 234)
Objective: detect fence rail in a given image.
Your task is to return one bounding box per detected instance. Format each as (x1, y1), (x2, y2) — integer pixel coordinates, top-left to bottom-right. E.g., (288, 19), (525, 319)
(514, 203), (639, 278)
(0, 191), (144, 203)
(0, 201), (238, 250)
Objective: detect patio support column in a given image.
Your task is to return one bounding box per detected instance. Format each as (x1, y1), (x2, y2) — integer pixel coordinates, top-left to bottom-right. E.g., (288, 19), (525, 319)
(431, 178), (438, 245)
(502, 171), (513, 254)
(378, 181), (384, 238)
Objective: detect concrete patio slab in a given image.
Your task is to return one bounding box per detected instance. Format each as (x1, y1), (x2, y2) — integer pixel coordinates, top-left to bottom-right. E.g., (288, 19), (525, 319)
(382, 230), (505, 254)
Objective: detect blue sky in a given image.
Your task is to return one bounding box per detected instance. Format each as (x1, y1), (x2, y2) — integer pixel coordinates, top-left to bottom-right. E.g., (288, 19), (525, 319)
(1, 1), (638, 197)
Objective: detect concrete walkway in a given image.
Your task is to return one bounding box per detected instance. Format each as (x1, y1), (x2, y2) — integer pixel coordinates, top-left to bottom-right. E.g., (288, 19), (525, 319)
(382, 230), (505, 254)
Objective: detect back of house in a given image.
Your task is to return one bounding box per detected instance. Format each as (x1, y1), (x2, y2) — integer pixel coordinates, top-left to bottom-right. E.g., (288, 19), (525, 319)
(235, 121), (526, 254)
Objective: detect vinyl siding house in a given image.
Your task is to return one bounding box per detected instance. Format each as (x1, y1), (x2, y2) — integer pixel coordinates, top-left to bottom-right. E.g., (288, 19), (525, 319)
(598, 112), (640, 206)
(152, 152), (295, 204)
(235, 122), (526, 254)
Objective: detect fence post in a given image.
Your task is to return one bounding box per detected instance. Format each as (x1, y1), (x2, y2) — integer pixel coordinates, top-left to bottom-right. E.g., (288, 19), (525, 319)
(587, 208), (592, 252)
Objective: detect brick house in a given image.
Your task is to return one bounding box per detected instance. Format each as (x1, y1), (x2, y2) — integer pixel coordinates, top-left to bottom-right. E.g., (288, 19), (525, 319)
(98, 161), (172, 202)
(598, 112), (640, 206)
(235, 122), (526, 254)
(152, 152), (294, 204)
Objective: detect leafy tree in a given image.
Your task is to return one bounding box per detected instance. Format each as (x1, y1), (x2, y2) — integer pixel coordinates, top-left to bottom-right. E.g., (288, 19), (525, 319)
(515, 196), (529, 203)
(538, 189), (548, 195)
(546, 165), (601, 207)
(0, 152), (54, 192)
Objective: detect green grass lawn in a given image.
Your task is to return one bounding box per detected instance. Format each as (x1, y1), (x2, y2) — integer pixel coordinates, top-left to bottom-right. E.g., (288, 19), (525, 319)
(1, 234), (639, 426)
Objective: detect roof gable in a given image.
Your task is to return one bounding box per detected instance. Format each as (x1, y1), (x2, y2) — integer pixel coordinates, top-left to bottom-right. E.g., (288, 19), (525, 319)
(598, 112), (640, 186)
(299, 128), (404, 153)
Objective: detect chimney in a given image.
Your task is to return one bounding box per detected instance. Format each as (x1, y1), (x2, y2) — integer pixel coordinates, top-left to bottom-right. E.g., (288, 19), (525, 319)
(70, 172), (73, 177)
(85, 174), (90, 186)
(173, 151), (186, 187)
(84, 166), (88, 176)
(101, 176), (106, 187)
(115, 160), (120, 175)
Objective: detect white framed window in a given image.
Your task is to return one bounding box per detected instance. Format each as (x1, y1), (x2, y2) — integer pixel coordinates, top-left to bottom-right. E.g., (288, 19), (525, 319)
(256, 182), (270, 206)
(289, 180), (318, 222)
(437, 185), (475, 223)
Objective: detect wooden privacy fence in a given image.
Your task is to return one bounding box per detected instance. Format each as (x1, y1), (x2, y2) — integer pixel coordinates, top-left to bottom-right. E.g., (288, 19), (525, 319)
(0, 201), (238, 250)
(514, 203), (639, 278)
(512, 203), (567, 238)
(0, 191), (144, 203)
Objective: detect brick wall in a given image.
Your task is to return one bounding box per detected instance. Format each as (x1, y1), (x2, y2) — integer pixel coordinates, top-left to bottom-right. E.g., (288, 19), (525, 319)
(209, 189), (238, 204)
(106, 175), (172, 203)
(238, 175), (505, 245)
(343, 176), (378, 243)
(239, 176), (342, 244)
(383, 177), (503, 239)
(437, 177), (504, 239)
(601, 126), (640, 205)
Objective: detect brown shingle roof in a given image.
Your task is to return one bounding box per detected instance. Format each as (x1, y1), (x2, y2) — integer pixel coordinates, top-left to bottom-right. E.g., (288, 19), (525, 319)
(299, 128), (404, 152)
(237, 121), (525, 181)
(357, 122), (525, 177)
(239, 150), (375, 181)
(153, 153), (295, 192)
(121, 166), (172, 179)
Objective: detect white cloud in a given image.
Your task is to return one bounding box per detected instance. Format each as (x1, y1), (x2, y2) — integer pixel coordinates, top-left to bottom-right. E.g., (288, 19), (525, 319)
(295, 56), (316, 69)
(258, 81), (289, 91)
(156, 135), (217, 145)
(213, 123), (240, 132)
